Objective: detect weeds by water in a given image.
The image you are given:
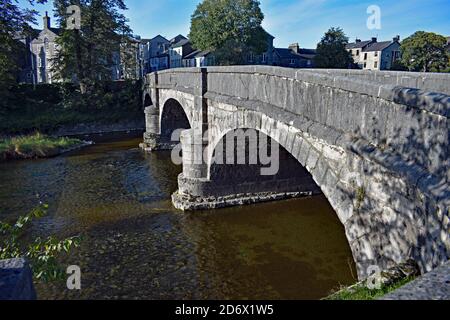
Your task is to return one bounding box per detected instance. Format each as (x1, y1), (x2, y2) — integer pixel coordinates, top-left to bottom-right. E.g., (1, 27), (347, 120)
(0, 133), (83, 161)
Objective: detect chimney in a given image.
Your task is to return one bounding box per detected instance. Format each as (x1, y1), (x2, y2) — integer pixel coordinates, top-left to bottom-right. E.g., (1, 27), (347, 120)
(393, 35), (400, 42)
(289, 43), (300, 54)
(355, 38), (361, 43)
(371, 37), (377, 43)
(43, 11), (50, 30)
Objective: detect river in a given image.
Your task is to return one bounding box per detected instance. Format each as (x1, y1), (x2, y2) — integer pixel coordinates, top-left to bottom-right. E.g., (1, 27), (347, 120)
(0, 132), (356, 300)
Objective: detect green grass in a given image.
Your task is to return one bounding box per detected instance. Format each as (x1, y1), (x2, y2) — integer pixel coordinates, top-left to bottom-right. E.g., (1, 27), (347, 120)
(325, 276), (415, 300)
(0, 133), (83, 161)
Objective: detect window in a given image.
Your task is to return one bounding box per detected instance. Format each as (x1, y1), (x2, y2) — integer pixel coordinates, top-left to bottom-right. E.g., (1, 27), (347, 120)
(247, 53), (254, 62)
(262, 53), (267, 63)
(290, 59), (295, 65)
(374, 61), (378, 68)
(374, 51), (378, 57)
(364, 62), (367, 68)
(44, 38), (49, 51)
(364, 53), (368, 60)
(356, 50), (359, 56)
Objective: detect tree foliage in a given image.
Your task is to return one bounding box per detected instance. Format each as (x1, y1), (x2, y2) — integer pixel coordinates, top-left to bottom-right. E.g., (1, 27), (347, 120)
(400, 31), (449, 72)
(52, 0), (132, 92)
(314, 27), (353, 69)
(0, 204), (81, 282)
(189, 0), (267, 65)
(0, 0), (47, 94)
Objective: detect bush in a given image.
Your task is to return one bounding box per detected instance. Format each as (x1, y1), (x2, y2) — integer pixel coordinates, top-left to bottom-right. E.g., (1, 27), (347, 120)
(0, 80), (143, 135)
(0, 204), (81, 282)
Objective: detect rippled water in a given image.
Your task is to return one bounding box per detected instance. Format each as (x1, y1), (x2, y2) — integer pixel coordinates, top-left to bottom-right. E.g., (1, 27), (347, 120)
(0, 132), (357, 300)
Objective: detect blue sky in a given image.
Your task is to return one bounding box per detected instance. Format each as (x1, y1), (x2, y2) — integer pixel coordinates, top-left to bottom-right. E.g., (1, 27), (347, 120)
(20, 0), (450, 48)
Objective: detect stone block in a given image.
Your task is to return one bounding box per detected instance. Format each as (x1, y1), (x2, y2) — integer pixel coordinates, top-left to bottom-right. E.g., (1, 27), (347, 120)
(0, 258), (36, 300)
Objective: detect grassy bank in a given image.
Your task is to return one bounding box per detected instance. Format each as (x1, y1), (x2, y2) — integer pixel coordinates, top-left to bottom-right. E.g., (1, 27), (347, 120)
(0, 133), (85, 161)
(326, 276), (415, 300)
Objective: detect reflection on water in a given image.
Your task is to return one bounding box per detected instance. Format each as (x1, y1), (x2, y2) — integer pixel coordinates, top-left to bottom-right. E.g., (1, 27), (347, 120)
(0, 131), (356, 300)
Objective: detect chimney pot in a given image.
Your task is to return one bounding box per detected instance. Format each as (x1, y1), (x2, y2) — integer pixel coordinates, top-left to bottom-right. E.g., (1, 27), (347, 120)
(371, 37), (377, 43)
(289, 43), (300, 54)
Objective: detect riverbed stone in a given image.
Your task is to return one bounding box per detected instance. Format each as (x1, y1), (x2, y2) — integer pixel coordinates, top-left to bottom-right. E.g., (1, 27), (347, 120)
(0, 258), (36, 300)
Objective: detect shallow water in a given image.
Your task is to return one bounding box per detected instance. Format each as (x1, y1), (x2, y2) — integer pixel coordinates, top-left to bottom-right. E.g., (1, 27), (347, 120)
(0, 132), (357, 300)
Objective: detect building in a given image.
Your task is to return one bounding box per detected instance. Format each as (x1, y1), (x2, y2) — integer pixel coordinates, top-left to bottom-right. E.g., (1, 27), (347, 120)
(169, 37), (195, 68)
(30, 12), (61, 84)
(273, 43), (316, 68)
(183, 50), (214, 67)
(346, 36), (401, 70)
(25, 13), (145, 84)
(143, 35), (171, 72)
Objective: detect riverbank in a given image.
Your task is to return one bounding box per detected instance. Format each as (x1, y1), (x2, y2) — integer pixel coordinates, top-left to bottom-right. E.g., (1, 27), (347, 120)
(0, 133), (92, 161)
(325, 260), (420, 300)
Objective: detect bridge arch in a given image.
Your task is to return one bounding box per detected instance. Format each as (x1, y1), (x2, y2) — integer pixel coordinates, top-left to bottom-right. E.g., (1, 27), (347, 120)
(160, 98), (192, 144)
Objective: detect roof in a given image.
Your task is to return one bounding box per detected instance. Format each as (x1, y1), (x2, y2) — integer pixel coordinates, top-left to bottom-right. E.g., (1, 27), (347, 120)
(274, 48), (316, 60)
(363, 41), (395, 52)
(148, 35), (169, 43)
(170, 34), (187, 44)
(171, 38), (190, 48)
(346, 40), (372, 50)
(184, 49), (212, 59)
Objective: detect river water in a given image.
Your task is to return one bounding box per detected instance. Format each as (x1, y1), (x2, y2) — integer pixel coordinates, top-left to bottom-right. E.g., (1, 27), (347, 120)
(0, 132), (356, 300)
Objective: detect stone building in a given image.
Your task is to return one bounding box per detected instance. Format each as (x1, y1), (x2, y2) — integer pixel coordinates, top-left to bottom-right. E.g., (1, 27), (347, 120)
(346, 36), (401, 70)
(30, 12), (61, 84)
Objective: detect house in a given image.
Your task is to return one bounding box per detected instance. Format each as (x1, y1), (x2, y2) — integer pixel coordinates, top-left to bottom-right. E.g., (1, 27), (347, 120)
(183, 50), (214, 67)
(169, 37), (195, 69)
(273, 43), (316, 68)
(143, 35), (171, 72)
(245, 30), (275, 65)
(30, 12), (62, 84)
(346, 36), (401, 70)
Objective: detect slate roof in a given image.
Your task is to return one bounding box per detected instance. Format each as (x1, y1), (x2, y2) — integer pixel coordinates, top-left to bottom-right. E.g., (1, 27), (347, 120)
(170, 34), (187, 44)
(171, 38), (190, 48)
(274, 48), (316, 60)
(184, 50), (212, 59)
(346, 40), (372, 50)
(363, 41), (394, 52)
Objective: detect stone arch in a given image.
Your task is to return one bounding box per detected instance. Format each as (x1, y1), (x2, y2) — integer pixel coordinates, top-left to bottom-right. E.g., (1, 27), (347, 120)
(206, 114), (353, 227)
(143, 91), (152, 107)
(205, 125), (360, 273)
(160, 98), (192, 143)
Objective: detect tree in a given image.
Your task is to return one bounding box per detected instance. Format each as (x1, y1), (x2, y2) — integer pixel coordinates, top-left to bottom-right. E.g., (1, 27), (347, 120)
(189, 0), (267, 65)
(400, 31), (449, 72)
(314, 27), (353, 69)
(0, 0), (47, 94)
(52, 0), (132, 93)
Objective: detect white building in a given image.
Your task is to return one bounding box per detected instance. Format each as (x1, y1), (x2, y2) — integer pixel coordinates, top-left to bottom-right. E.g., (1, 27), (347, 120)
(346, 36), (401, 70)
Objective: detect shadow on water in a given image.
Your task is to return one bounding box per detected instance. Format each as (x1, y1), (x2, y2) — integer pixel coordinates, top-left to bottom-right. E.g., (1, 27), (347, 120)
(0, 131), (356, 300)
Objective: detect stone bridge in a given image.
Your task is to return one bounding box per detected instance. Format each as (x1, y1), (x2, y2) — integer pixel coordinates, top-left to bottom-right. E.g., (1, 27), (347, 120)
(141, 66), (449, 280)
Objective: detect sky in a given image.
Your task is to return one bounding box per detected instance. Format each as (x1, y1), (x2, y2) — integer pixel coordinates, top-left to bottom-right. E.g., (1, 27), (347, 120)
(19, 0), (450, 48)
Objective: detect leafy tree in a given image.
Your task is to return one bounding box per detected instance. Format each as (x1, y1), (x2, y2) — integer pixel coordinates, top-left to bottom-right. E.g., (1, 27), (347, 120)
(52, 0), (132, 93)
(314, 27), (353, 69)
(400, 31), (449, 72)
(0, 204), (81, 281)
(189, 0), (267, 65)
(0, 0), (47, 95)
